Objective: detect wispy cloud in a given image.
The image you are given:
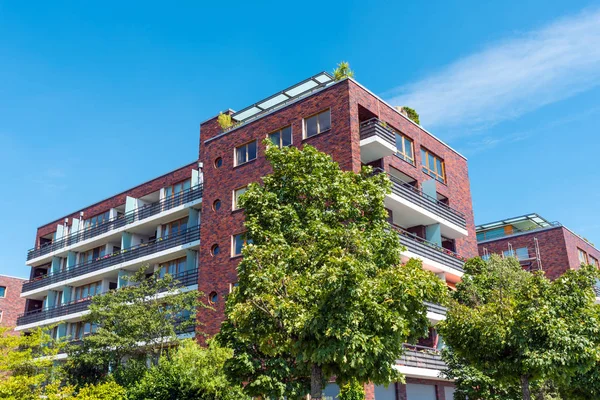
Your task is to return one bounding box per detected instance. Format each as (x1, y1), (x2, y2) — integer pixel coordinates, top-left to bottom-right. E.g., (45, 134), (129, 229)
(386, 8), (600, 132)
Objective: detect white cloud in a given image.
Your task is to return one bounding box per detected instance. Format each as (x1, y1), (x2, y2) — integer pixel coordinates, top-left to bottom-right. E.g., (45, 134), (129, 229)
(386, 8), (600, 132)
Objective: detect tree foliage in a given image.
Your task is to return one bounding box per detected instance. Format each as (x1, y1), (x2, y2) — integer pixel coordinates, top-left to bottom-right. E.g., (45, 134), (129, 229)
(401, 107), (420, 125)
(439, 256), (600, 400)
(128, 339), (247, 400)
(65, 267), (205, 387)
(217, 112), (235, 131)
(217, 143), (446, 399)
(333, 61), (354, 81)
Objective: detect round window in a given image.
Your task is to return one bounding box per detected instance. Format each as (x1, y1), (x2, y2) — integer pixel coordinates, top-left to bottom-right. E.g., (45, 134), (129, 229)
(209, 292), (218, 304)
(214, 157), (223, 168)
(213, 199), (221, 211)
(211, 244), (220, 256)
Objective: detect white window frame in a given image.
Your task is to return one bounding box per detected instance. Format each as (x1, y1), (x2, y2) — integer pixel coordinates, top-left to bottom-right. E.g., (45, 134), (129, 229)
(233, 186), (248, 210)
(303, 109), (331, 139)
(269, 125), (293, 148)
(234, 141), (258, 166)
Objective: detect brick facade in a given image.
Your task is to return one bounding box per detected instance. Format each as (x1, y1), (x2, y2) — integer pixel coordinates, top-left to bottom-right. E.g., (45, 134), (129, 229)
(477, 226), (600, 280)
(34, 162), (198, 249)
(0, 275), (26, 333)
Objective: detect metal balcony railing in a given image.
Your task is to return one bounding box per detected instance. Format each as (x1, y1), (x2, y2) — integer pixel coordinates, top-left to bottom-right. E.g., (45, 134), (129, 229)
(393, 224), (465, 273)
(374, 168), (467, 229)
(398, 344), (446, 371)
(22, 226), (200, 293)
(27, 184), (203, 261)
(424, 301), (447, 316)
(17, 269), (199, 327)
(359, 118), (396, 146)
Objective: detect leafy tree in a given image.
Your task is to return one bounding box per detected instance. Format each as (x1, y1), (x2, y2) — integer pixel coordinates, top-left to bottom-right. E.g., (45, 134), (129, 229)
(128, 339), (247, 400)
(66, 267), (205, 387)
(217, 143), (447, 399)
(339, 378), (365, 400)
(0, 327), (65, 399)
(333, 61), (354, 80)
(400, 107), (420, 125)
(217, 112), (235, 131)
(439, 256), (600, 400)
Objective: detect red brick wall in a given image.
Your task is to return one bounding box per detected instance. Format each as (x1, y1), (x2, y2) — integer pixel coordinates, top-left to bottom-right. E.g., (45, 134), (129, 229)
(34, 162), (198, 247)
(364, 378), (454, 400)
(476, 226), (600, 280)
(0, 276), (26, 333)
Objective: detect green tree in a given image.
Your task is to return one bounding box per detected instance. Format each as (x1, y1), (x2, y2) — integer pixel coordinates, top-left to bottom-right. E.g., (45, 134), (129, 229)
(439, 256), (600, 400)
(0, 327), (65, 399)
(128, 339), (247, 400)
(333, 61), (354, 81)
(66, 267), (205, 387)
(400, 107), (420, 125)
(217, 143), (446, 399)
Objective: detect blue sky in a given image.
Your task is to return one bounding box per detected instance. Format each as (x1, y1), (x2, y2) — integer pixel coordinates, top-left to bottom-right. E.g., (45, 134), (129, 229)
(1, 1), (599, 277)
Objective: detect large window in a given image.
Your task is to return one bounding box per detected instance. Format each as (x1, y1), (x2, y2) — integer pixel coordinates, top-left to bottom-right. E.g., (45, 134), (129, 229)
(69, 321), (98, 340)
(74, 281), (101, 301)
(235, 141), (257, 166)
(395, 132), (414, 165)
(0, 286), (5, 298)
(165, 180), (192, 202)
(159, 257), (187, 277)
(590, 256), (599, 267)
(233, 186), (247, 210)
(80, 245), (106, 264)
(304, 109), (331, 139)
(232, 233), (253, 256)
(83, 211), (110, 229)
(162, 217), (188, 237)
(515, 247), (530, 260)
(421, 148), (446, 183)
(269, 126), (292, 148)
(578, 248), (589, 265)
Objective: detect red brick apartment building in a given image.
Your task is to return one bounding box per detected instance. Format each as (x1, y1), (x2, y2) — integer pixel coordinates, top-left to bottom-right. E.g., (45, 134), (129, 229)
(477, 213), (600, 282)
(0, 275), (26, 333)
(18, 72), (477, 400)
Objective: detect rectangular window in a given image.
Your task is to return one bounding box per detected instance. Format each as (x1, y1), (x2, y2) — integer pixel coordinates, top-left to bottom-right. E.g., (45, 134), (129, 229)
(503, 249), (515, 258)
(74, 281), (101, 301)
(421, 148), (446, 183)
(159, 257), (187, 277)
(0, 286), (5, 298)
(269, 126), (292, 148)
(578, 248), (589, 265)
(515, 247), (530, 260)
(0, 310), (3, 323)
(84, 211), (110, 229)
(162, 217), (188, 238)
(395, 132), (415, 165)
(80, 245), (106, 264)
(165, 179), (192, 205)
(233, 186), (248, 210)
(235, 141), (257, 166)
(481, 253), (491, 261)
(304, 109), (331, 138)
(590, 256), (599, 267)
(232, 233), (253, 256)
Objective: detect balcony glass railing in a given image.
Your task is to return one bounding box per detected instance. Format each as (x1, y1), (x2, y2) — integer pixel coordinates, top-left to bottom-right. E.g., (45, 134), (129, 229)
(22, 226), (200, 293)
(374, 168), (466, 229)
(392, 224), (465, 273)
(398, 344), (446, 371)
(17, 269), (199, 326)
(27, 183), (203, 261)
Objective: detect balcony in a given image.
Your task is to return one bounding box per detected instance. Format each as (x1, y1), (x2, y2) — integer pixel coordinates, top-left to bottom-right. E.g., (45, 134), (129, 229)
(27, 184), (203, 261)
(393, 225), (465, 274)
(398, 344), (446, 372)
(359, 119), (397, 163)
(22, 226), (200, 293)
(17, 269), (199, 327)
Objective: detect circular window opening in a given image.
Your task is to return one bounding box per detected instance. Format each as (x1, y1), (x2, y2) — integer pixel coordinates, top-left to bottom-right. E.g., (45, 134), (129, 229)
(214, 157), (223, 168)
(209, 292), (218, 304)
(212, 199), (221, 211)
(211, 244), (220, 256)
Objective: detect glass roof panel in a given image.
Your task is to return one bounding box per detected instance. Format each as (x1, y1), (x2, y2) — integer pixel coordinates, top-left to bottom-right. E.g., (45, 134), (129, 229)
(285, 80), (319, 97)
(233, 106), (262, 121)
(314, 73), (332, 83)
(257, 94), (290, 110)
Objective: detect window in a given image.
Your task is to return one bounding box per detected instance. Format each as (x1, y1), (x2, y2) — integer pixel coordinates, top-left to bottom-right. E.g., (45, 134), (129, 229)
(578, 248), (589, 265)
(590, 256), (599, 267)
(84, 211), (110, 229)
(233, 186), (247, 210)
(0, 286), (5, 298)
(212, 199), (221, 211)
(481, 253), (491, 261)
(0, 310), (3, 323)
(214, 157), (222, 168)
(165, 179), (192, 206)
(269, 126), (292, 148)
(74, 281), (101, 301)
(395, 131), (415, 165)
(304, 109), (331, 138)
(503, 249), (515, 258)
(211, 244), (220, 256)
(421, 148), (446, 183)
(516, 247), (530, 260)
(70, 321), (98, 340)
(232, 233), (253, 256)
(80, 245), (106, 264)
(209, 292), (218, 304)
(235, 141), (257, 166)
(159, 257), (187, 278)
(162, 217), (188, 238)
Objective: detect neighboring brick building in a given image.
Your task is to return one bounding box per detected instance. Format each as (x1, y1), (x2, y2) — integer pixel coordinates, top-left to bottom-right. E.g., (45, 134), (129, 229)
(477, 213), (600, 280)
(19, 72), (478, 400)
(0, 275), (26, 333)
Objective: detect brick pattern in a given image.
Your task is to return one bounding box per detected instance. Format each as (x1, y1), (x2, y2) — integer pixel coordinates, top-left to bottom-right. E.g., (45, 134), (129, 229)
(477, 226), (600, 280)
(34, 163), (198, 248)
(0, 276), (26, 333)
